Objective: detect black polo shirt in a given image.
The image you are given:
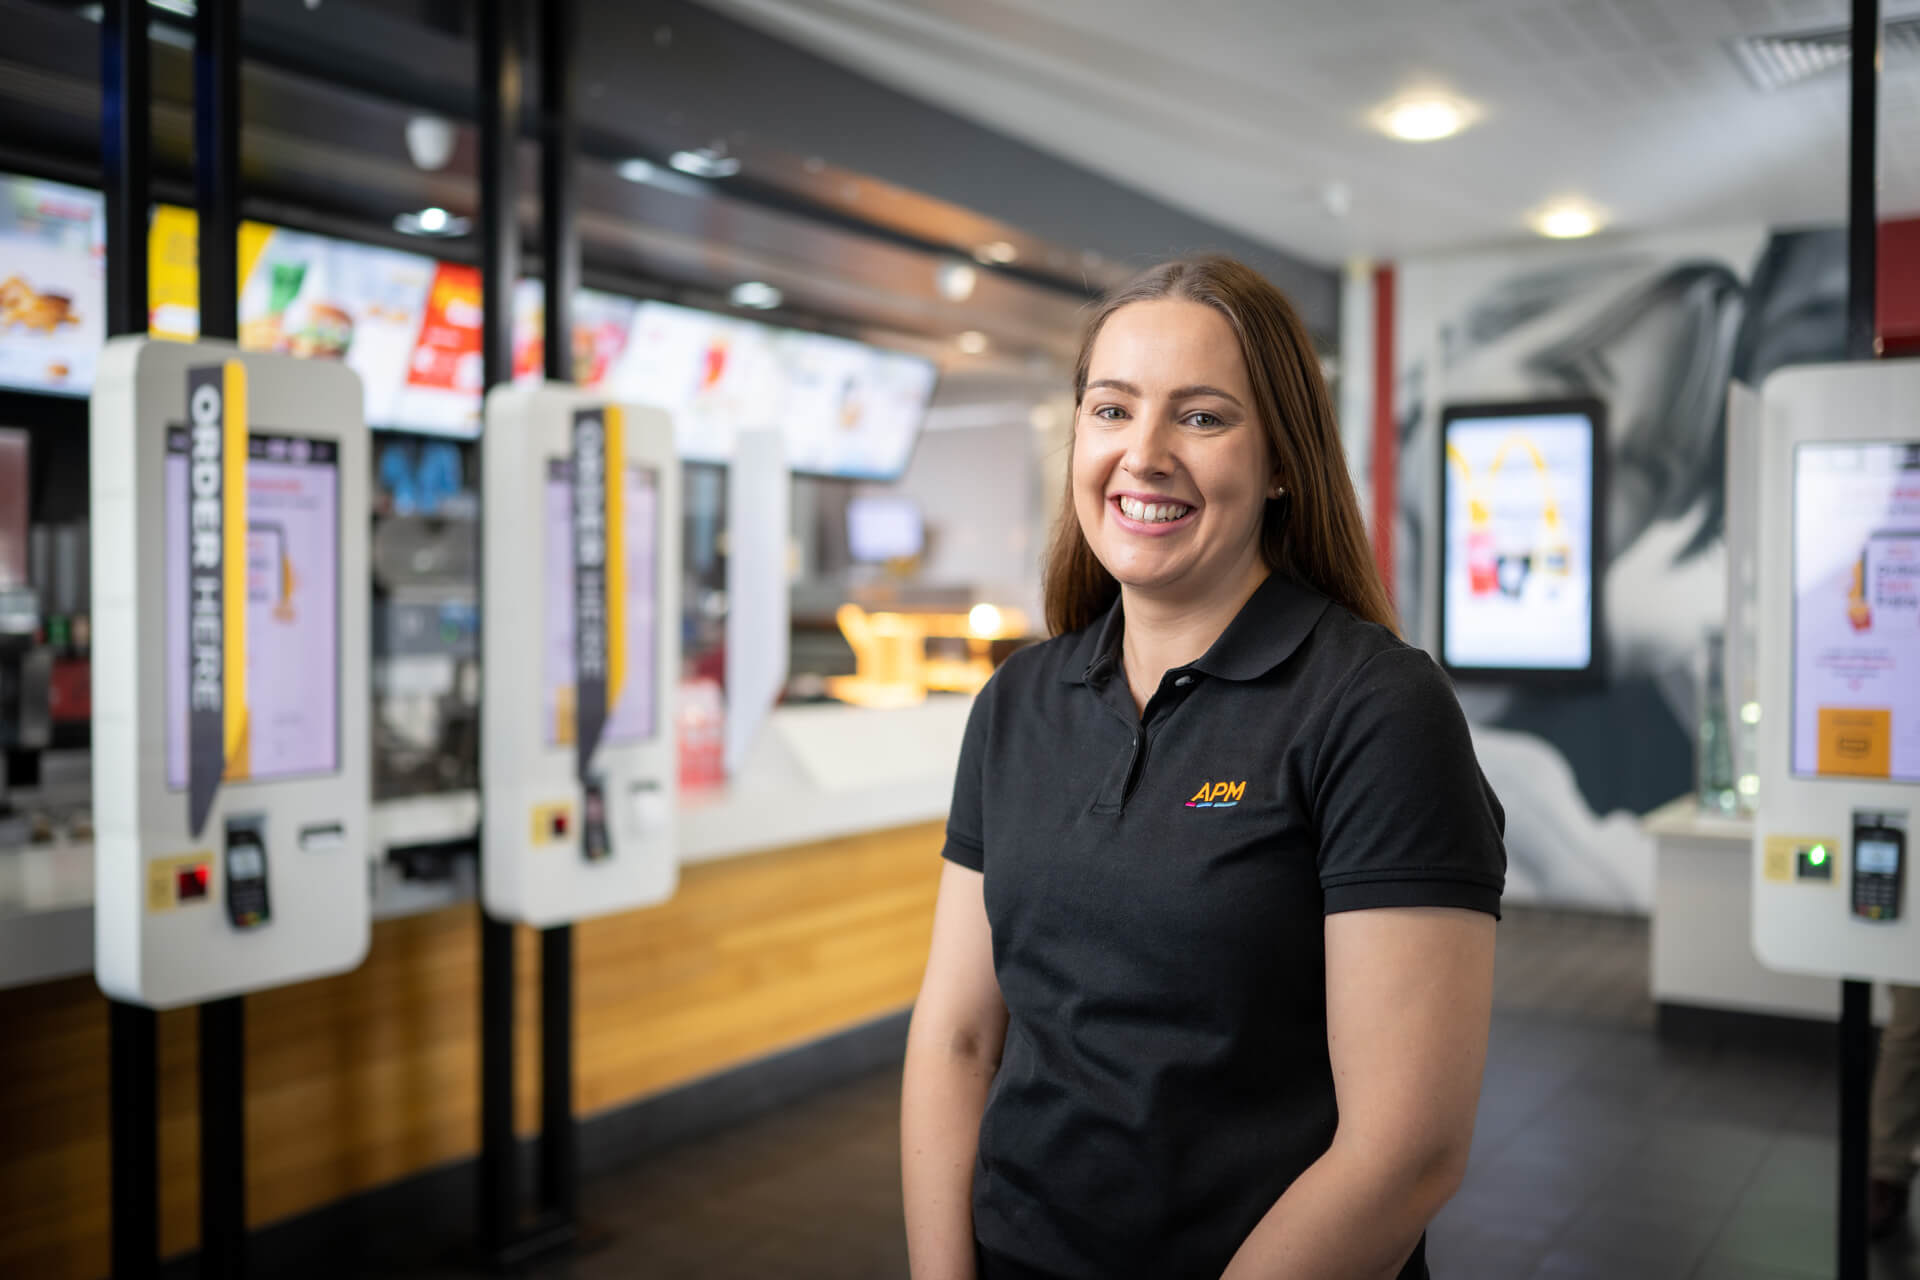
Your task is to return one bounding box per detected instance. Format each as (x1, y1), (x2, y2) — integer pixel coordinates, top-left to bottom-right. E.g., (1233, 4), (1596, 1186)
(942, 572), (1506, 1280)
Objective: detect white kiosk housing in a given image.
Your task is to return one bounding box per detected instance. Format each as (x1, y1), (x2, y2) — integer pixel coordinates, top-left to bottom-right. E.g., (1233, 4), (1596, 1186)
(90, 338), (372, 1007)
(481, 385), (680, 926)
(1752, 360), (1919, 985)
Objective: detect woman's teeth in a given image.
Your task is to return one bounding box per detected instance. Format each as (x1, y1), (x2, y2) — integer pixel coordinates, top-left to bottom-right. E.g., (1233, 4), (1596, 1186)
(1118, 496), (1192, 524)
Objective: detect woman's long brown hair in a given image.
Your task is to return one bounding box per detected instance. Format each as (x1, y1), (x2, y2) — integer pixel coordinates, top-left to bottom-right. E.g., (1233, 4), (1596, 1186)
(1041, 256), (1397, 638)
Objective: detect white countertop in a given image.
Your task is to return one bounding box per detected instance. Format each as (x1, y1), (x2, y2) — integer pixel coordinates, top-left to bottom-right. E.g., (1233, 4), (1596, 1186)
(1640, 794), (1755, 844)
(0, 697), (971, 991)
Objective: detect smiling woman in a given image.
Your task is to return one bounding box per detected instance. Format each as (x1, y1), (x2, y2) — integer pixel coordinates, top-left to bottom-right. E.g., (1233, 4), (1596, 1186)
(1044, 256), (1394, 641)
(901, 257), (1508, 1280)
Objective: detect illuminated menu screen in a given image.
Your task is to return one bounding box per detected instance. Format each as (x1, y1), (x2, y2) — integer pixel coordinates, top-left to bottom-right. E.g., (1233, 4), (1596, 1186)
(1440, 407), (1599, 675)
(1791, 441), (1920, 782)
(0, 174), (104, 396)
(164, 430), (341, 788)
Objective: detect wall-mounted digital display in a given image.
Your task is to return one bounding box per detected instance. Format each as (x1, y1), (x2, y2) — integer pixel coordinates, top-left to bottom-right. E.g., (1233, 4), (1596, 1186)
(541, 457), (658, 748)
(0, 174), (104, 396)
(1791, 441), (1920, 782)
(151, 206), (477, 436)
(847, 494), (925, 562)
(1438, 399), (1604, 681)
(164, 429), (341, 788)
(1, 175), (938, 468)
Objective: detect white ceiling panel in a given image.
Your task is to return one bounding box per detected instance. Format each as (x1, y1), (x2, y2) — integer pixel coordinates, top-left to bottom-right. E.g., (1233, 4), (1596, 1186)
(692, 0), (1920, 264)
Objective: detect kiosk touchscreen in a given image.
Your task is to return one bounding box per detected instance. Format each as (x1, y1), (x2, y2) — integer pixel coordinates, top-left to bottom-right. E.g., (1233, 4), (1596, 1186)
(1752, 361), (1920, 985)
(90, 338), (371, 1008)
(482, 385), (679, 926)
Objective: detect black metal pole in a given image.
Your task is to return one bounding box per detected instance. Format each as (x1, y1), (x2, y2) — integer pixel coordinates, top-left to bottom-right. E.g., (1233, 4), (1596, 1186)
(103, 4), (157, 1278)
(538, 926), (576, 1220)
(1838, 7), (1879, 1279)
(537, 0), (580, 1229)
(198, 1001), (246, 1280)
(539, 0), (577, 387)
(476, 0), (522, 1262)
(102, 0), (149, 341)
(193, 4), (246, 1276)
(109, 1001), (158, 1280)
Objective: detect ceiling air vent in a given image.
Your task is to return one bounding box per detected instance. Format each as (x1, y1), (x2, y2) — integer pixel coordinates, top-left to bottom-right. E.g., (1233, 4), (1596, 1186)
(1730, 15), (1920, 91)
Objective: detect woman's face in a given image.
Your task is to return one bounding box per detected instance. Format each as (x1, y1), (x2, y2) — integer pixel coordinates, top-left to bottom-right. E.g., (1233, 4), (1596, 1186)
(1073, 299), (1276, 606)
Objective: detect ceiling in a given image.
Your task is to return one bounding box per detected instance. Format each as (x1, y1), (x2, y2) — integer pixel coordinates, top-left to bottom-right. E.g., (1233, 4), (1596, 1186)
(689, 0), (1920, 265)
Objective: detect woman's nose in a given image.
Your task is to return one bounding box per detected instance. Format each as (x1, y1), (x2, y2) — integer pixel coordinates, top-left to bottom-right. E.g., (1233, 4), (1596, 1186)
(1119, 417), (1176, 478)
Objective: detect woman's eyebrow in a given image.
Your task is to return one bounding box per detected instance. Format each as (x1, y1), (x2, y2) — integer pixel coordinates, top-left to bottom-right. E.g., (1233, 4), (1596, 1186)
(1084, 378), (1245, 409)
(1168, 384), (1244, 408)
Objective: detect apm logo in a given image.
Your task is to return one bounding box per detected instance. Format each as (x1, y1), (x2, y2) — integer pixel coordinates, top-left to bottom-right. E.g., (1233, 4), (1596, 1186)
(1187, 780), (1246, 809)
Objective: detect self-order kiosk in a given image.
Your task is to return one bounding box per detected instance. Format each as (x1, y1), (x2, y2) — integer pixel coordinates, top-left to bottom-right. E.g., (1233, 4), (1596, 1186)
(90, 339), (372, 1007)
(481, 384), (679, 926)
(1752, 360), (1919, 986)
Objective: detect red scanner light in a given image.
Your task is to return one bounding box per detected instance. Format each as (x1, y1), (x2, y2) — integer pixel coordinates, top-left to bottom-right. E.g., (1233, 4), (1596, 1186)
(178, 866), (209, 900)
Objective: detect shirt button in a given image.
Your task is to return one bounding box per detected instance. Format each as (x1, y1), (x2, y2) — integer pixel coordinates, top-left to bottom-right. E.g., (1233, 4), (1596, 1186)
(1174, 675), (1193, 687)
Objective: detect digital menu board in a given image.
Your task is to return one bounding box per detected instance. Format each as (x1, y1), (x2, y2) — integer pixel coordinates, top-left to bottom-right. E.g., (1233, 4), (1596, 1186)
(1439, 400), (1604, 680)
(774, 330), (938, 480)
(0, 174), (104, 396)
(151, 206), (479, 436)
(541, 457), (659, 747)
(512, 279), (639, 388)
(0, 176), (938, 469)
(164, 429), (341, 788)
(1791, 441), (1920, 782)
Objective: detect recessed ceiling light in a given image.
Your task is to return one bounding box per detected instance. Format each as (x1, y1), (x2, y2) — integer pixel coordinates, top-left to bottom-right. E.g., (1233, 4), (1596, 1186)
(957, 330), (989, 355)
(616, 157), (658, 184)
(393, 207), (470, 237)
(1375, 95), (1471, 142)
(668, 147), (741, 179)
(973, 240), (1018, 266)
(935, 259), (979, 302)
(1534, 202), (1602, 239)
(729, 281), (782, 310)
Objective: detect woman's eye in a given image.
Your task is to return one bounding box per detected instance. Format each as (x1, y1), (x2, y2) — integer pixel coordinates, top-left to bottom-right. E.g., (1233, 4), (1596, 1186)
(1092, 405), (1126, 421)
(1186, 412), (1222, 428)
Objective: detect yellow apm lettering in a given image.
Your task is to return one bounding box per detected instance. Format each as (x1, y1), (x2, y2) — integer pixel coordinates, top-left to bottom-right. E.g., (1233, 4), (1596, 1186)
(1223, 780), (1246, 803)
(1190, 783), (1213, 804)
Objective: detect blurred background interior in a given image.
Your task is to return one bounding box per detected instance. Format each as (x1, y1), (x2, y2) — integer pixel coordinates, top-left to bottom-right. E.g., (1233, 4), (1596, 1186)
(1, 1), (1919, 1277)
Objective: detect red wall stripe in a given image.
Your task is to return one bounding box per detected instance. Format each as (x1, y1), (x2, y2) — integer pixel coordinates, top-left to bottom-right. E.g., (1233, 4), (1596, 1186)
(1370, 264), (1396, 604)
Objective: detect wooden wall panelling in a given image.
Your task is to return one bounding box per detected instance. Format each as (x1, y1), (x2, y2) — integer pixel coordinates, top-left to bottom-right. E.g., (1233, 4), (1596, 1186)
(0, 821), (943, 1279)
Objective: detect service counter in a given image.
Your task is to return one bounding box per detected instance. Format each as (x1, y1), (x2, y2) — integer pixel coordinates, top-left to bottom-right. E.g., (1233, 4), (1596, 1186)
(0, 698), (968, 1278)
(0, 697), (972, 990)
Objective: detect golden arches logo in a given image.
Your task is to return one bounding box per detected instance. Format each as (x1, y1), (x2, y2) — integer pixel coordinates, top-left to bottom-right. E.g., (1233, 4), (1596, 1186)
(1447, 431), (1573, 598)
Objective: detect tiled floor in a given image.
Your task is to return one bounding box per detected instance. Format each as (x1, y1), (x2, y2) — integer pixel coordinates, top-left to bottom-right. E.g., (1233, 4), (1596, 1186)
(416, 907), (1915, 1278)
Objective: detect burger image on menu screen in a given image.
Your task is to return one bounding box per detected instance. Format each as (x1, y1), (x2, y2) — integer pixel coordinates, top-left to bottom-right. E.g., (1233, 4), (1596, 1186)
(289, 301), (353, 361)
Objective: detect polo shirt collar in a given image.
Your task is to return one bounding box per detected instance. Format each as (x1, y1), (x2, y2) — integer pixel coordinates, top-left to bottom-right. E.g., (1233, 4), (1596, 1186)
(1060, 572), (1330, 685)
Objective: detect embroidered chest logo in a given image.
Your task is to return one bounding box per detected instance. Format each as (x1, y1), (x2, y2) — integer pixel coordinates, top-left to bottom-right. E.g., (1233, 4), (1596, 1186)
(1186, 780), (1246, 809)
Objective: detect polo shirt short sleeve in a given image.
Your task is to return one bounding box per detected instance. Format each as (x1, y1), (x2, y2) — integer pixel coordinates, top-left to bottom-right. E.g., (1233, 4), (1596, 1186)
(938, 573), (1505, 1280)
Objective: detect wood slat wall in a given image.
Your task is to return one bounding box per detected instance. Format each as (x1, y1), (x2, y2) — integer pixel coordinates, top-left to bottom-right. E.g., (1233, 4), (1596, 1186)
(0, 821), (944, 1280)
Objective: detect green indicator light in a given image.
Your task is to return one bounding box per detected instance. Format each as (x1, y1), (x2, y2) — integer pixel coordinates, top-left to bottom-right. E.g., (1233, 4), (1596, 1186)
(1809, 846), (1829, 866)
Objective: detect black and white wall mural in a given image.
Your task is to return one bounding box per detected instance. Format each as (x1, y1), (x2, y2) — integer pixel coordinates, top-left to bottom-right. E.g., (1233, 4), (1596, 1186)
(1393, 227), (1847, 910)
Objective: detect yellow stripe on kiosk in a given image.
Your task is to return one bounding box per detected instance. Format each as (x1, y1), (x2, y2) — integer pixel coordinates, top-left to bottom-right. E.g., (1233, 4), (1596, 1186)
(604, 404), (628, 715)
(222, 360), (251, 781)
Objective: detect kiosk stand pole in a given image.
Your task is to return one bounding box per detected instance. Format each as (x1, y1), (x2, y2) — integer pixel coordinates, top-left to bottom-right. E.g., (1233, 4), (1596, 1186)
(102, 3), (157, 1276)
(194, 1), (247, 1276)
(537, 0), (580, 1230)
(1839, 4), (1879, 1278)
(475, 0), (579, 1267)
